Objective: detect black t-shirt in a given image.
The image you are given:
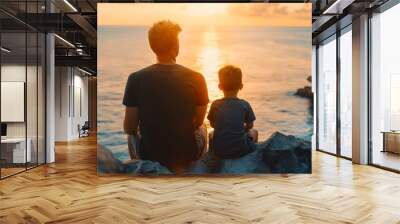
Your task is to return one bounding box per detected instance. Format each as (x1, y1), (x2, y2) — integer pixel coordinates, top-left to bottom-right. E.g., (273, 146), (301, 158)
(207, 98), (256, 158)
(123, 64), (209, 168)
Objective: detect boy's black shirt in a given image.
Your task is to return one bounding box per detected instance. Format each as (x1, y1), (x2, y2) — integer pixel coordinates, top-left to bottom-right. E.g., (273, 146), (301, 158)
(207, 97), (256, 159)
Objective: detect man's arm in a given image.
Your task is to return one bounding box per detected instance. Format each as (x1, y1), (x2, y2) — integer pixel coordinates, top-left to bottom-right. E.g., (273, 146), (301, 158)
(194, 73), (209, 129)
(194, 105), (207, 129)
(124, 106), (139, 135)
(244, 102), (256, 131)
(209, 121), (215, 128)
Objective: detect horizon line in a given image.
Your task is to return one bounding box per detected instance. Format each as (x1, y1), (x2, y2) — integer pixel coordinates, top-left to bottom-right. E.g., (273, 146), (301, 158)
(98, 24), (311, 28)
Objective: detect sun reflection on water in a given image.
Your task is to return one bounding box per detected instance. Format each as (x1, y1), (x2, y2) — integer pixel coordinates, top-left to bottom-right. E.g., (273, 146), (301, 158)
(196, 30), (225, 130)
(197, 31), (224, 102)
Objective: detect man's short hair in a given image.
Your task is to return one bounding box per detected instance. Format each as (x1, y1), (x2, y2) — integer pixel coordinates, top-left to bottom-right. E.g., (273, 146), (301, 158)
(218, 65), (243, 91)
(148, 20), (182, 56)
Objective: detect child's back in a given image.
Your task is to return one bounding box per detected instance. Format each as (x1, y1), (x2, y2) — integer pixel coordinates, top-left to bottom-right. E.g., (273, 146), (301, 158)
(208, 97), (256, 159)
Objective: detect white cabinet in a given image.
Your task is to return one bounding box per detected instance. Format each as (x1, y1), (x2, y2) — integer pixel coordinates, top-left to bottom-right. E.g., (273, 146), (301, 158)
(1, 138), (32, 163)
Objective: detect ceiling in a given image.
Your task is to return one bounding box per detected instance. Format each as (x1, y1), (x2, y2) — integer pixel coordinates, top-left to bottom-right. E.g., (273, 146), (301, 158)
(312, 0), (391, 43)
(0, 0), (98, 74)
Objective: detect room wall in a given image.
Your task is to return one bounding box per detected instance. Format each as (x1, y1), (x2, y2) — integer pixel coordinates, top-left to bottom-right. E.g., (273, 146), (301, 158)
(77, 71), (89, 138)
(54, 67), (89, 141)
(54, 66), (70, 141)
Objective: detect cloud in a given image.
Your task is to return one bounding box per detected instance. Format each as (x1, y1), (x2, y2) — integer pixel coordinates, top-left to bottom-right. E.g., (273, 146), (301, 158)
(226, 3), (311, 26)
(228, 4), (290, 17)
(293, 4), (312, 20)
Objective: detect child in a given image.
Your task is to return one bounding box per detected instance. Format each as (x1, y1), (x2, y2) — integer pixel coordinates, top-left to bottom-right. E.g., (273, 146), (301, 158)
(207, 65), (258, 160)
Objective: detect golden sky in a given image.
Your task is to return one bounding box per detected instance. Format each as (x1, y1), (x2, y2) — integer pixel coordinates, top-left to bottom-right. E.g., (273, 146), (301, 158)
(98, 3), (311, 27)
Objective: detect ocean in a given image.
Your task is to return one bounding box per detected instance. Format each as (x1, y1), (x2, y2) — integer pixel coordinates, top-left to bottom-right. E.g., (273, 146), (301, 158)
(98, 25), (312, 161)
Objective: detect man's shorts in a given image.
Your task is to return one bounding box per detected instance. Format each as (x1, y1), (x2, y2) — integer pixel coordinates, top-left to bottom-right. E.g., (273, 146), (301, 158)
(127, 124), (208, 160)
(194, 124), (207, 159)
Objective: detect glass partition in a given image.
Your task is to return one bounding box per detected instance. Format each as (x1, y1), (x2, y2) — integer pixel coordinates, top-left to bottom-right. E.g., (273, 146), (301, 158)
(27, 30), (38, 169)
(38, 32), (45, 165)
(370, 3), (400, 171)
(317, 35), (337, 154)
(1, 31), (28, 177)
(0, 3), (46, 179)
(339, 27), (352, 158)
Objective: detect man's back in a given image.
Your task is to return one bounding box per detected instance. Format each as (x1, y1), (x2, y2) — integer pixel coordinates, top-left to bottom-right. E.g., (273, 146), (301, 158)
(123, 64), (208, 169)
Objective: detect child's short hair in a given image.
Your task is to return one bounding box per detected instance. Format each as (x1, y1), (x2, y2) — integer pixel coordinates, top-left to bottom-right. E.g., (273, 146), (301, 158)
(218, 65), (243, 91)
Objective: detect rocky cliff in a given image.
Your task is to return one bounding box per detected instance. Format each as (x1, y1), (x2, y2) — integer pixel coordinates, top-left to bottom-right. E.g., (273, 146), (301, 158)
(98, 132), (311, 175)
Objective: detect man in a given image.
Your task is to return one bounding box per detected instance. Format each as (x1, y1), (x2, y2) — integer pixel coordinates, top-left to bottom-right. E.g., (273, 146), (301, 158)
(123, 20), (209, 173)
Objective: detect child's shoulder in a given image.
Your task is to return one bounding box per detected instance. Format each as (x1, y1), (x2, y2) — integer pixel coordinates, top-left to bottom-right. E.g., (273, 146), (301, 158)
(211, 98), (251, 107)
(235, 98), (251, 107)
(210, 98), (224, 107)
(232, 99), (253, 112)
(237, 98), (249, 103)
